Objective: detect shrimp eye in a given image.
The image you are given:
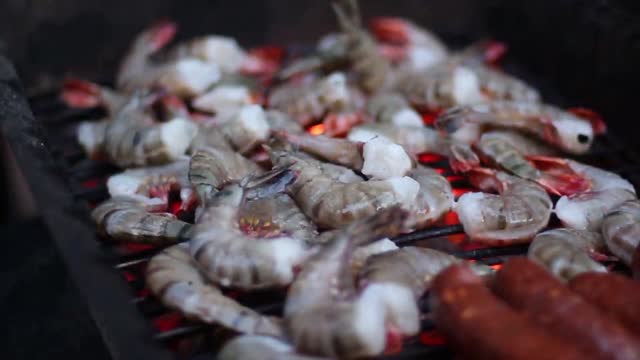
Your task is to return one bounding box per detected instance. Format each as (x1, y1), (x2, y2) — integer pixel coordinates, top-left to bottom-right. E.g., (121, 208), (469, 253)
(577, 134), (590, 144)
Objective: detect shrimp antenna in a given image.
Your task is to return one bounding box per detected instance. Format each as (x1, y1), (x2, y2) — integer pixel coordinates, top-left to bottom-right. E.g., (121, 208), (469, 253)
(332, 1), (357, 33)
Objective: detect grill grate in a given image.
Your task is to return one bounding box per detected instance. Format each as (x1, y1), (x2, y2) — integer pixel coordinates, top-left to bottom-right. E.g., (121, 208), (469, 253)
(22, 75), (640, 359)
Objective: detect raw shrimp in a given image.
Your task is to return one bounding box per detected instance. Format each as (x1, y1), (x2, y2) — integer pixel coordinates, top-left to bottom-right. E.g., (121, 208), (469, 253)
(436, 101), (605, 154)
(349, 238), (398, 274)
(394, 62), (486, 111)
(476, 131), (581, 195)
(116, 21), (220, 96)
(269, 147), (420, 229)
(455, 168), (552, 244)
(218, 335), (328, 360)
(265, 110), (304, 134)
(528, 228), (607, 281)
(407, 165), (454, 228)
(284, 209), (408, 358)
(358, 247), (492, 336)
(530, 157), (638, 230)
(146, 245), (283, 336)
(601, 199), (640, 266)
(277, 131), (413, 180)
(269, 72), (352, 127)
(92, 196), (192, 244)
(347, 123), (480, 172)
(190, 178), (310, 289)
(219, 104), (271, 154)
(103, 92), (198, 167)
(107, 158), (194, 209)
(188, 146), (263, 207)
(276, 33), (349, 81)
(366, 92), (423, 127)
(332, 0), (393, 93)
(192, 84), (254, 114)
(368, 16), (449, 72)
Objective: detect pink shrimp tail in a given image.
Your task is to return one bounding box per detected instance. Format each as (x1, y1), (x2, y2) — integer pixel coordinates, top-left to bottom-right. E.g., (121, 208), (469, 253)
(526, 155), (592, 195)
(144, 19), (178, 53)
(464, 167), (505, 193)
(159, 93), (189, 118)
(377, 43), (408, 63)
(369, 16), (411, 45)
(241, 45), (286, 78)
(481, 40), (508, 66)
(61, 78), (102, 108)
(567, 107), (607, 135)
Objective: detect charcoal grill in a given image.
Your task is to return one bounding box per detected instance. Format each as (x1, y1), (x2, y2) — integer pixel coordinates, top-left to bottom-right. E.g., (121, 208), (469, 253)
(3, 8), (640, 359)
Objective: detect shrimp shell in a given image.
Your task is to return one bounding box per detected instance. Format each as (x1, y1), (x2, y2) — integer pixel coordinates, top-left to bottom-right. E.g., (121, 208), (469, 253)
(146, 245), (283, 336)
(272, 150), (419, 229)
(528, 228), (607, 281)
(555, 160), (636, 231)
(191, 183), (309, 289)
(456, 170), (552, 244)
(365, 92), (423, 127)
(407, 166), (454, 229)
(188, 146), (263, 205)
(602, 200), (640, 265)
(92, 196), (192, 244)
(469, 65), (541, 102)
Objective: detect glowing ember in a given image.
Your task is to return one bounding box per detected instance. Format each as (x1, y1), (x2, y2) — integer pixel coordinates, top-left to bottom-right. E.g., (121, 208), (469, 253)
(81, 178), (100, 188)
(308, 123), (325, 135)
(443, 211), (459, 225)
(123, 271), (136, 282)
(420, 109), (443, 126)
(490, 263), (503, 270)
(153, 312), (184, 332)
(418, 153), (445, 163)
(452, 188), (472, 198)
(123, 243), (155, 253)
(169, 200), (182, 216)
(383, 325), (404, 355)
(420, 330), (446, 346)
(446, 175), (464, 182)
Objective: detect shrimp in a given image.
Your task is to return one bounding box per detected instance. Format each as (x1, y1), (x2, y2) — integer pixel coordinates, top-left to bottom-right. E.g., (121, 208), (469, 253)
(277, 131), (413, 180)
(192, 84), (254, 114)
(190, 176), (310, 289)
(601, 200), (640, 266)
(358, 247), (492, 336)
(393, 62), (487, 111)
(146, 245), (283, 336)
(107, 158), (193, 207)
(103, 92), (198, 167)
(284, 209), (408, 358)
(455, 168), (552, 244)
(366, 92), (423, 127)
(528, 228), (608, 281)
(265, 110), (304, 134)
(528, 157), (637, 230)
(476, 131), (584, 195)
(269, 147), (420, 229)
(218, 104), (271, 154)
(332, 0), (392, 93)
(436, 101), (605, 154)
(117, 21), (220, 96)
(92, 196), (192, 244)
(188, 146), (263, 208)
(218, 335), (328, 360)
(347, 123), (480, 172)
(269, 72), (352, 127)
(407, 165), (454, 228)
(368, 16), (449, 72)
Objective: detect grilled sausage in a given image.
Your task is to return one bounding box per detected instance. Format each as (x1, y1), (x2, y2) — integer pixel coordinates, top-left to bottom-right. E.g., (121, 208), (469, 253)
(569, 272), (640, 337)
(494, 257), (640, 360)
(430, 263), (586, 360)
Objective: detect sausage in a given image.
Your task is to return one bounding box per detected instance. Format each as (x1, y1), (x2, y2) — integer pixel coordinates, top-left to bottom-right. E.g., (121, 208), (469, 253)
(493, 257), (640, 360)
(569, 272), (640, 337)
(430, 263), (586, 360)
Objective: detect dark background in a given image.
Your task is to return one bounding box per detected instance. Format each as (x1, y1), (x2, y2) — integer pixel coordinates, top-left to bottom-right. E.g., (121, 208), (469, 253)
(1, 0), (640, 358)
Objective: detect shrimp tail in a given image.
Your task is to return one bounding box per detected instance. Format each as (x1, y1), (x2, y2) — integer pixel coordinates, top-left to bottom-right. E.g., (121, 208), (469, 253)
(61, 78), (103, 108)
(526, 155), (592, 195)
(447, 143), (481, 173)
(347, 206), (409, 247)
(368, 16), (411, 45)
(140, 18), (178, 54)
(567, 107), (607, 135)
